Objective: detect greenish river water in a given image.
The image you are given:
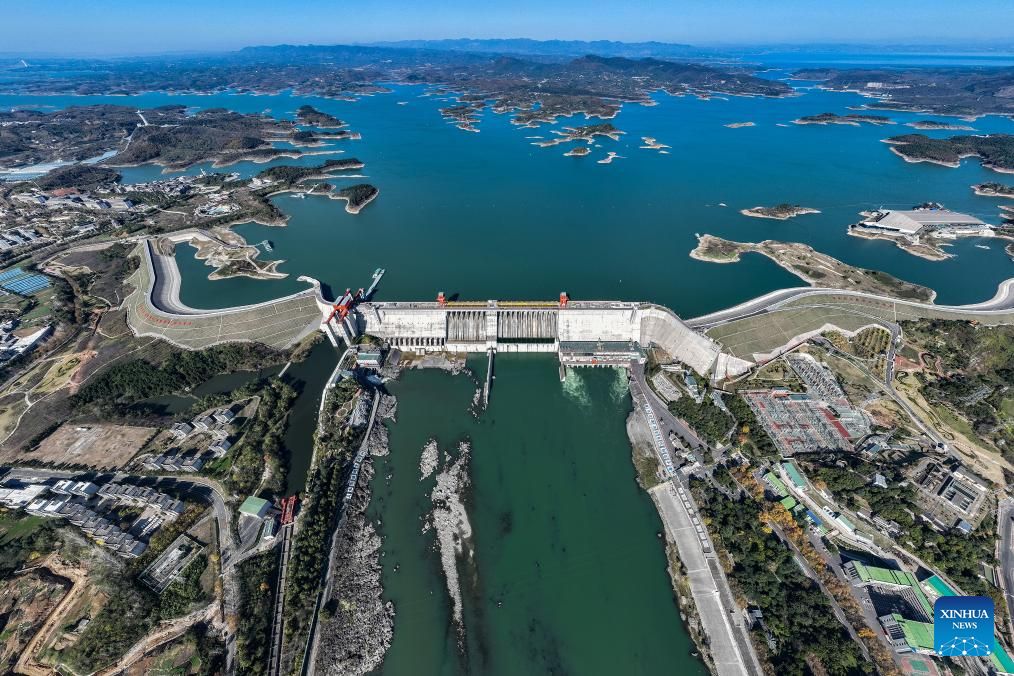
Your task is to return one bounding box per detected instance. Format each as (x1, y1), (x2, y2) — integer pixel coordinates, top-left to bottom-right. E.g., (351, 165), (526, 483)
(372, 356), (704, 676)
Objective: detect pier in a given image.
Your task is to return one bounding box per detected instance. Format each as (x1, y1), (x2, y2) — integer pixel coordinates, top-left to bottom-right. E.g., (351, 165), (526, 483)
(483, 348), (494, 407)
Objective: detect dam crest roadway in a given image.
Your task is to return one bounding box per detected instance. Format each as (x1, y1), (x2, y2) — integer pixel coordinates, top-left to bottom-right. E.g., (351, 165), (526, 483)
(124, 236), (1014, 380)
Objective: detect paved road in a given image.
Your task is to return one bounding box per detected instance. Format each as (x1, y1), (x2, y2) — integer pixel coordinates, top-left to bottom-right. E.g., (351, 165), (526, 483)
(267, 523), (294, 676)
(685, 279), (1014, 330)
(999, 500), (1014, 641)
(630, 362), (707, 452)
(651, 482), (761, 676)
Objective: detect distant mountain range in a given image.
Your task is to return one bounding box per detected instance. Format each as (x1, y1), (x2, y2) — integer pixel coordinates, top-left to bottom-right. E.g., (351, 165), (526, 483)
(363, 38), (705, 60)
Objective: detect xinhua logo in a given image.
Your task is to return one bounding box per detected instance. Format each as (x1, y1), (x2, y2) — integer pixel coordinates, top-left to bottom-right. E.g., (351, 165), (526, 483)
(934, 596), (994, 657)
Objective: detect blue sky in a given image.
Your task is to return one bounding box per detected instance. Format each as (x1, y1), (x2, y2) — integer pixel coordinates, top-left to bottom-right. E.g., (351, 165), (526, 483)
(4, 0), (1012, 56)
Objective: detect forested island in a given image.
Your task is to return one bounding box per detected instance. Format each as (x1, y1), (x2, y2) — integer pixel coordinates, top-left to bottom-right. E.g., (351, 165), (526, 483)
(973, 182), (1014, 198)
(906, 120), (975, 131)
(333, 184), (379, 214)
(533, 123), (625, 147)
(793, 112), (893, 126)
(884, 133), (1014, 173)
(740, 204), (820, 220)
(296, 105), (345, 128)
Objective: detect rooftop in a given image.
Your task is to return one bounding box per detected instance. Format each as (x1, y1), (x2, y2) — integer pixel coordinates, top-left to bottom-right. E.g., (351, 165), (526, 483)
(870, 208), (985, 235)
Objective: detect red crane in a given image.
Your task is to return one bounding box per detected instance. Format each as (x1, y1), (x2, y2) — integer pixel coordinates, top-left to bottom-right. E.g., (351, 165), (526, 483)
(325, 287), (364, 324)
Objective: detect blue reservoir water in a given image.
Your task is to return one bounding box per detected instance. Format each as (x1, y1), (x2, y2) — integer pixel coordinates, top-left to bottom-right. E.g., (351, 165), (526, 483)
(2, 77), (1012, 317)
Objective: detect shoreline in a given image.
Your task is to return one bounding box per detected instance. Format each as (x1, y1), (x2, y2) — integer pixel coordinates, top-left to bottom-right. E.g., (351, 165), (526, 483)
(332, 188), (380, 214)
(689, 234), (937, 302)
(739, 206), (820, 220)
(846, 227), (952, 261)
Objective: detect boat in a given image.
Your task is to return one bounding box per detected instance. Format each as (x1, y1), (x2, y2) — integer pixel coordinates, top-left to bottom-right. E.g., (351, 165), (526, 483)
(264, 241), (274, 252)
(293, 192), (305, 199)
(974, 244), (990, 250)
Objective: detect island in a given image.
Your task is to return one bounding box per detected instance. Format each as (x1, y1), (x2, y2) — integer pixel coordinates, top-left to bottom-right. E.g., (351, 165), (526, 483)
(440, 101), (485, 132)
(690, 234), (934, 301)
(740, 204), (820, 220)
(533, 123), (625, 147)
(563, 146), (590, 157)
(296, 104), (345, 128)
(973, 182), (1014, 198)
(332, 184), (379, 214)
(640, 136), (670, 149)
(793, 112), (894, 126)
(906, 120), (975, 131)
(883, 133), (1014, 173)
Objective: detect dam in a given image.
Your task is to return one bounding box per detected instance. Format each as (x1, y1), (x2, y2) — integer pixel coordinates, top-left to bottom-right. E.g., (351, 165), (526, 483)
(125, 238), (1014, 382)
(317, 294), (753, 380)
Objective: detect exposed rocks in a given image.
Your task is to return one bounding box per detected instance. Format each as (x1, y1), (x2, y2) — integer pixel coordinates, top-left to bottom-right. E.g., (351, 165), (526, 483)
(430, 440), (473, 637)
(419, 438), (439, 481)
(315, 423), (394, 675)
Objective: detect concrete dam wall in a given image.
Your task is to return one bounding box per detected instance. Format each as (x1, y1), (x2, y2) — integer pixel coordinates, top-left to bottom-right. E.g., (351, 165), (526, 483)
(345, 300), (751, 377)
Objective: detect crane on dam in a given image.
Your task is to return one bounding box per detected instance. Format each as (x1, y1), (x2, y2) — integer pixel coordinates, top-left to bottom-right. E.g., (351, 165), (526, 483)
(324, 268), (386, 325)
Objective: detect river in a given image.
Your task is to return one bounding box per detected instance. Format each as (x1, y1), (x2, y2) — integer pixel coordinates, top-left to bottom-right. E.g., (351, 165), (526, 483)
(2, 64), (1012, 673)
(370, 356), (705, 676)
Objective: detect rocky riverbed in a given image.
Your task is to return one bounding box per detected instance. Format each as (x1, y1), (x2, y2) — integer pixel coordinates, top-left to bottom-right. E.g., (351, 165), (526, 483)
(429, 440), (474, 639)
(315, 460), (395, 676)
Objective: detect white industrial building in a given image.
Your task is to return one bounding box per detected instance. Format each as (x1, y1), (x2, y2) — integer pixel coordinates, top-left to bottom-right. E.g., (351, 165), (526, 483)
(858, 208), (988, 237)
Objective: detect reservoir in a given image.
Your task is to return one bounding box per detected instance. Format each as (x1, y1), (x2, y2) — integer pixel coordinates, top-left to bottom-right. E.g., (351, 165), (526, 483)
(3, 80), (1013, 316)
(370, 356), (706, 676)
(2, 63), (1011, 673)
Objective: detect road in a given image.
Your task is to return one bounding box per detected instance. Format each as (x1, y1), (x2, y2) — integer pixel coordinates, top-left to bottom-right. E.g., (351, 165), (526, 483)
(628, 368), (761, 675)
(267, 523), (294, 676)
(630, 362), (707, 452)
(685, 279), (1014, 330)
(999, 500), (1014, 642)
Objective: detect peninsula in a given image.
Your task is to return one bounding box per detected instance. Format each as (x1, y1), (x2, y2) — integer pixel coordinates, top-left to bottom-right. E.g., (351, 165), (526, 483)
(884, 133), (1014, 173)
(740, 204), (820, 220)
(792, 66), (1014, 119)
(296, 104), (346, 128)
(690, 234), (935, 301)
(973, 182), (1014, 199)
(333, 184), (379, 214)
